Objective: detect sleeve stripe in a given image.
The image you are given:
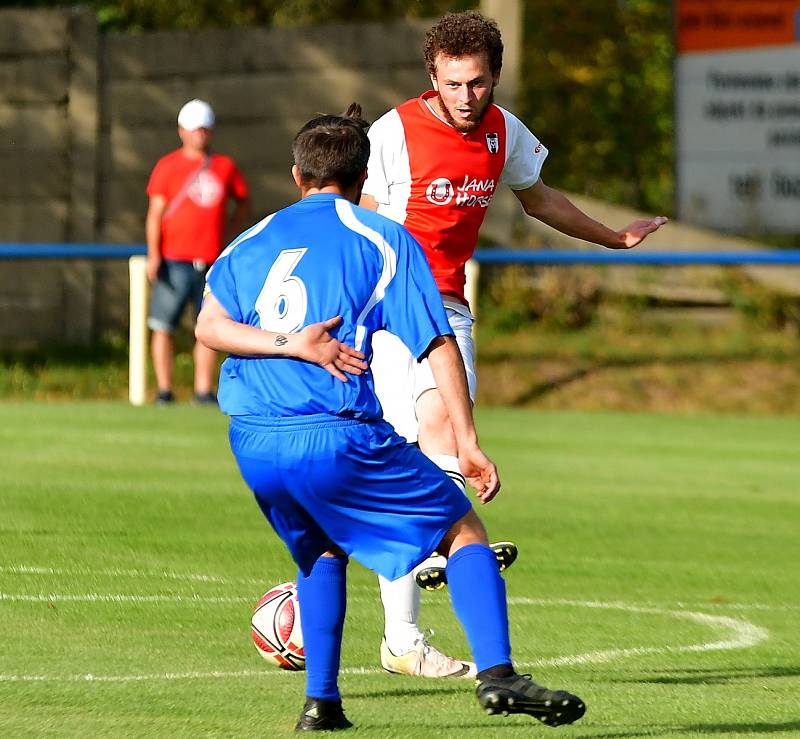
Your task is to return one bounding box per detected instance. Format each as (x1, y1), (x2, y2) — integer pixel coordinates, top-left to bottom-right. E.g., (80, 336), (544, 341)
(334, 200), (397, 352)
(446, 470), (467, 486)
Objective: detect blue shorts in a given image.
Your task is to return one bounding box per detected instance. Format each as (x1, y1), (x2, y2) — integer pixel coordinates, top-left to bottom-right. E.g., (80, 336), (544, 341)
(229, 414), (472, 581)
(147, 259), (208, 333)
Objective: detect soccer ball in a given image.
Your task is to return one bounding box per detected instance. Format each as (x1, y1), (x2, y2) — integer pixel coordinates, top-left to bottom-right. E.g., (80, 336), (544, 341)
(251, 582), (305, 670)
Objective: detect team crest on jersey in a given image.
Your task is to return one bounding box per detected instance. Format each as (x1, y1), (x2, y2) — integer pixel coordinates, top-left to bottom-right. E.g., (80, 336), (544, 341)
(485, 132), (500, 154)
(426, 178), (454, 206)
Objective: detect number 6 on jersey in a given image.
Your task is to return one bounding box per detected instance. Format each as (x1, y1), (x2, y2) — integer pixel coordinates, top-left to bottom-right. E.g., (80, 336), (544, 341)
(255, 248), (308, 333)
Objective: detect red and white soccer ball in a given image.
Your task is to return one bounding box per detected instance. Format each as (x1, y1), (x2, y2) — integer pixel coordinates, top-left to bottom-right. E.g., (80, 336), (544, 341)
(251, 582), (305, 670)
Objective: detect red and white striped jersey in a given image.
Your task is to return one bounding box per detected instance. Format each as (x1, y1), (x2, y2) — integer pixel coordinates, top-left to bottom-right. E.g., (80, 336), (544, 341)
(363, 91), (548, 302)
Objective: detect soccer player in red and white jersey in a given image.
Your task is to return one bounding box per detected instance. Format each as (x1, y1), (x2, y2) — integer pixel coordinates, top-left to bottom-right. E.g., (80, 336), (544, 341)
(360, 11), (668, 678)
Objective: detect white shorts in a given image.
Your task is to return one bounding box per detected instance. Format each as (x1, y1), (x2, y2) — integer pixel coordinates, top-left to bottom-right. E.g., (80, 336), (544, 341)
(371, 298), (476, 443)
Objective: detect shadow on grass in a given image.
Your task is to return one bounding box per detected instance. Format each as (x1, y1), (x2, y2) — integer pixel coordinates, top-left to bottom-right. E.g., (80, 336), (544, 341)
(685, 722), (800, 735)
(347, 685), (462, 699)
(503, 350), (800, 405)
(594, 721), (800, 737)
(359, 722), (509, 731)
(612, 665), (800, 685)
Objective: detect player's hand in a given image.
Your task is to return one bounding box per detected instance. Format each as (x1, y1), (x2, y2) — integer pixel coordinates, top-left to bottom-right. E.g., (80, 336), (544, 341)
(458, 445), (500, 504)
(146, 254), (161, 283)
(299, 316), (368, 382)
(617, 216), (668, 248)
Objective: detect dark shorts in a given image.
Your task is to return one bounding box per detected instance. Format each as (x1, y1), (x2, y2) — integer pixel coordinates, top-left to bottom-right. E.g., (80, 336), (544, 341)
(229, 415), (472, 581)
(147, 259), (208, 333)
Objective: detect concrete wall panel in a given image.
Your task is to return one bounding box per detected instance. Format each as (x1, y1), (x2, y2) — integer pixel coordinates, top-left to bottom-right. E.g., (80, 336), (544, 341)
(93, 261), (134, 333)
(0, 151), (69, 199)
(0, 11), (434, 346)
(106, 21), (425, 80)
(0, 202), (68, 242)
(0, 105), (66, 149)
(0, 57), (69, 104)
(0, 262), (65, 346)
(0, 10), (68, 55)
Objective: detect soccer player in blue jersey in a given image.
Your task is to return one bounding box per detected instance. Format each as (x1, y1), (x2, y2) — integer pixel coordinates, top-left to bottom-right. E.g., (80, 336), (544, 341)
(196, 105), (586, 731)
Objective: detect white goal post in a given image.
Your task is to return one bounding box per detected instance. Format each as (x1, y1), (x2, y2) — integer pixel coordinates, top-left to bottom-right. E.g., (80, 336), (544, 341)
(128, 255), (149, 405)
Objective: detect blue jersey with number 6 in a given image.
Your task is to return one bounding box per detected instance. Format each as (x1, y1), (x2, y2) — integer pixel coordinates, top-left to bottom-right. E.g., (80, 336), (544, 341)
(206, 193), (453, 420)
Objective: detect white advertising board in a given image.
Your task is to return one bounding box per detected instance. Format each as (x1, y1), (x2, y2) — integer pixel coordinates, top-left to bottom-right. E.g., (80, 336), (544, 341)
(676, 1), (800, 232)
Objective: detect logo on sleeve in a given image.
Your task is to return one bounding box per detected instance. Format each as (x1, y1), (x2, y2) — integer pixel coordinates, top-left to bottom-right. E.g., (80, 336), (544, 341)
(426, 178), (454, 205)
(485, 132), (500, 154)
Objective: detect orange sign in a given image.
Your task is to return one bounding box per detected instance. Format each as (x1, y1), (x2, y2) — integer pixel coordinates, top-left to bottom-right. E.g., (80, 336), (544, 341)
(677, 0), (800, 52)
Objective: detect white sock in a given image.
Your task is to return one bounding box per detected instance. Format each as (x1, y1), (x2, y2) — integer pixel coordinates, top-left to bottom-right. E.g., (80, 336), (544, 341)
(427, 453), (466, 494)
(379, 454), (465, 654)
(379, 573), (422, 653)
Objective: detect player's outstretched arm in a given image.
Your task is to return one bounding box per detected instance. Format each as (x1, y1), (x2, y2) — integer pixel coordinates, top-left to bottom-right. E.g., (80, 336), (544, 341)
(514, 179), (668, 249)
(196, 294), (367, 382)
(425, 336), (501, 503)
(618, 217), (670, 248)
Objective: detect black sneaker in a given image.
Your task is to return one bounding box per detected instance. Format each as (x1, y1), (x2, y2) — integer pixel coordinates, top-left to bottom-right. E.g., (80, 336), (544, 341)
(192, 391), (217, 406)
(155, 390), (174, 406)
(413, 542), (519, 591)
(476, 673), (585, 727)
(295, 698), (353, 732)
(492, 541), (518, 571)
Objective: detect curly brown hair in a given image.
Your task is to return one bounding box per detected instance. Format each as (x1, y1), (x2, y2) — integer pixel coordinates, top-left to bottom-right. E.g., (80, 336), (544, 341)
(423, 11), (503, 78)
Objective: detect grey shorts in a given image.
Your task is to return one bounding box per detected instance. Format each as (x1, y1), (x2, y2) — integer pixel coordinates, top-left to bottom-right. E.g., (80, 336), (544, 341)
(147, 259), (208, 333)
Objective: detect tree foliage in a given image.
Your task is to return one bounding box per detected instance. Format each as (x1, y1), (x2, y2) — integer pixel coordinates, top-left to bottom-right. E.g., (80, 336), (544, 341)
(519, 0), (673, 214)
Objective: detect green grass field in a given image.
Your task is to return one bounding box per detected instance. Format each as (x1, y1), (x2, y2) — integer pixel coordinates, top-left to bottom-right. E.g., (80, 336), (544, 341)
(2, 403), (799, 737)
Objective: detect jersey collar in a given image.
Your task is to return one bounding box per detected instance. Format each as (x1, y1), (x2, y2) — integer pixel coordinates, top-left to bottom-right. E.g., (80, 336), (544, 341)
(302, 193), (346, 201)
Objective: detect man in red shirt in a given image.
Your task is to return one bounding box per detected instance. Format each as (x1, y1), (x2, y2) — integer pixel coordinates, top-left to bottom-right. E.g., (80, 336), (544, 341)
(360, 11), (667, 679)
(146, 99), (251, 404)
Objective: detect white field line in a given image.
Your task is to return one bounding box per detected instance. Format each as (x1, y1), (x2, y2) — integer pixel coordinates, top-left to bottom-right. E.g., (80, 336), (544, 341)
(0, 564), (263, 587)
(507, 597), (769, 667)
(0, 593), (252, 604)
(0, 666), (386, 684)
(3, 563), (796, 611)
(0, 589), (794, 613)
(0, 596), (769, 685)
(0, 666), (384, 684)
(670, 601), (800, 612)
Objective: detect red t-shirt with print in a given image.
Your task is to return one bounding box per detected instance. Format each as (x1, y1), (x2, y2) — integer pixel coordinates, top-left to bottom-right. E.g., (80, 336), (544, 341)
(147, 149), (249, 265)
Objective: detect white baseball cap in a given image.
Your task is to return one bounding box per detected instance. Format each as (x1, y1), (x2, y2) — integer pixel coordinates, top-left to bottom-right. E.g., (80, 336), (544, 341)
(177, 99), (215, 131)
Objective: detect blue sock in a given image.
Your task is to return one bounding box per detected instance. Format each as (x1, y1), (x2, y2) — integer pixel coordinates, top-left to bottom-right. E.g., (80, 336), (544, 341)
(296, 555), (347, 700)
(446, 543), (512, 672)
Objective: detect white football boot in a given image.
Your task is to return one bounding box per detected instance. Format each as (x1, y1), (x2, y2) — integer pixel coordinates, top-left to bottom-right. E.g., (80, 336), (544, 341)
(380, 636), (476, 678)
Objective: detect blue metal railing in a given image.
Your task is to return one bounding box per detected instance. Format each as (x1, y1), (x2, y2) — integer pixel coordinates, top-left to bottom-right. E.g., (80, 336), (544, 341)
(3, 243), (800, 265)
(0, 244), (147, 259)
(473, 249), (800, 266)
